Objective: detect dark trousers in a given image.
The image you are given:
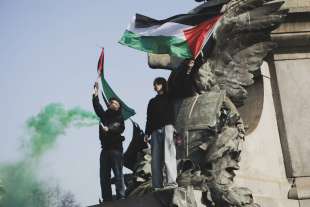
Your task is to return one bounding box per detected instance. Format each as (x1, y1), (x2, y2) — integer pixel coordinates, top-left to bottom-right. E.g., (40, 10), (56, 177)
(100, 149), (125, 201)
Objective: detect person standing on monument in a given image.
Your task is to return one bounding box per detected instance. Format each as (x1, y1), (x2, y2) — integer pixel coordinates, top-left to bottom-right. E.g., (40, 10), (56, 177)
(92, 82), (126, 201)
(168, 59), (199, 99)
(144, 77), (178, 190)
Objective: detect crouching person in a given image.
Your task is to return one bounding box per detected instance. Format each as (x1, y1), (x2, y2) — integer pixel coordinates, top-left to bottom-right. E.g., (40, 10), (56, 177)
(144, 77), (178, 190)
(92, 82), (125, 201)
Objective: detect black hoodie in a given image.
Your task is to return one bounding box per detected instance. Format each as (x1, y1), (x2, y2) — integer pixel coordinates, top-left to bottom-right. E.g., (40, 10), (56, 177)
(92, 95), (125, 150)
(145, 93), (174, 136)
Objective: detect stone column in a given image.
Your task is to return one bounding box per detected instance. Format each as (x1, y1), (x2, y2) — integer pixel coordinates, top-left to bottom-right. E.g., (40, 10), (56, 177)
(235, 62), (299, 207)
(258, 2), (310, 206)
(236, 2), (310, 206)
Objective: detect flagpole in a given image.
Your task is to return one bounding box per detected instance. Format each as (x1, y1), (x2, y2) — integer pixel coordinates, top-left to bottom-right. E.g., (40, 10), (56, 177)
(96, 46), (104, 86)
(96, 73), (101, 83)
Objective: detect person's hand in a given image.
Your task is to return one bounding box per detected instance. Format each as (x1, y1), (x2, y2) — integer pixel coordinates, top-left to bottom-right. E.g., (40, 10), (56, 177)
(92, 88), (98, 96)
(186, 59), (195, 74)
(144, 135), (150, 143)
(102, 126), (109, 132)
(92, 82), (99, 96)
(100, 123), (109, 132)
(94, 81), (99, 90)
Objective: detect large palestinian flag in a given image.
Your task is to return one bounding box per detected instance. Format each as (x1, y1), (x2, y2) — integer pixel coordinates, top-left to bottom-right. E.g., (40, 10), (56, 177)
(119, 13), (221, 59)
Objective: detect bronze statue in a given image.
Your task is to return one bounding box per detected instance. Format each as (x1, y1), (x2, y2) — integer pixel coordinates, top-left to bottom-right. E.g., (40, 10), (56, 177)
(124, 0), (288, 206)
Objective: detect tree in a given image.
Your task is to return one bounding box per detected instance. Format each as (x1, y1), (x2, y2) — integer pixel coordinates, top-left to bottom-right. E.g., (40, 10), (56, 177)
(0, 178), (5, 205)
(59, 192), (81, 207)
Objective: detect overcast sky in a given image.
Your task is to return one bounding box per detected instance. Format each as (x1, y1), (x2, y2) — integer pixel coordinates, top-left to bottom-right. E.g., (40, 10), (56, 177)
(0, 0), (199, 206)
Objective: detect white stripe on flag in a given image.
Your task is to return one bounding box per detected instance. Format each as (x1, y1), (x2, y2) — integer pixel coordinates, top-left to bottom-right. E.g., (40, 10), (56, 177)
(128, 16), (192, 38)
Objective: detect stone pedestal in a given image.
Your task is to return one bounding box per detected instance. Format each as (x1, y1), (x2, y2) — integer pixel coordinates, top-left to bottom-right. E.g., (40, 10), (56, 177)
(236, 2), (310, 206)
(271, 3), (310, 206)
(235, 62), (299, 207)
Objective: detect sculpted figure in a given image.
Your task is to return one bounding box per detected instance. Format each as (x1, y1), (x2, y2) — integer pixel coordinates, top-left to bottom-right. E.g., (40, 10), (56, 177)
(124, 0), (288, 206)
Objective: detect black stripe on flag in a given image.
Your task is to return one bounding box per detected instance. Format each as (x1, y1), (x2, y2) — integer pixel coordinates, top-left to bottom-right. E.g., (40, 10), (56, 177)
(135, 12), (220, 28)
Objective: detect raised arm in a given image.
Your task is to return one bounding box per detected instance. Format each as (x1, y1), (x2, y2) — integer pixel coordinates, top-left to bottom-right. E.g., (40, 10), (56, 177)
(92, 83), (106, 121)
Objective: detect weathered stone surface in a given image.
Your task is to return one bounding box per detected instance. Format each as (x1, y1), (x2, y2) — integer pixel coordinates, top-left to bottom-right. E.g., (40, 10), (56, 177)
(88, 190), (172, 207)
(237, 75), (264, 134)
(273, 59), (310, 178)
(271, 7), (310, 56)
(299, 199), (310, 207)
(269, 5), (310, 205)
(235, 62), (299, 207)
(174, 91), (225, 132)
(89, 188), (199, 207)
(282, 0), (310, 9)
(288, 177), (310, 200)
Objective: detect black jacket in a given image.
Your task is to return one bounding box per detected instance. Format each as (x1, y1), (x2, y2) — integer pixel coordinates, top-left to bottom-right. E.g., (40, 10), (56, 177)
(168, 64), (197, 99)
(92, 95), (125, 150)
(145, 94), (174, 136)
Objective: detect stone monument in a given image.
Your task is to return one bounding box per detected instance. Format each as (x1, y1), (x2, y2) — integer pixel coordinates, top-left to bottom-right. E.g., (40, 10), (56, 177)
(89, 0), (310, 206)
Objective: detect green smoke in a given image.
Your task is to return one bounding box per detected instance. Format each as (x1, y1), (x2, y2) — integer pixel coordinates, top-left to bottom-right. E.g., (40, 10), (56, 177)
(26, 103), (98, 158)
(0, 161), (47, 207)
(0, 103), (98, 207)
(0, 160), (83, 207)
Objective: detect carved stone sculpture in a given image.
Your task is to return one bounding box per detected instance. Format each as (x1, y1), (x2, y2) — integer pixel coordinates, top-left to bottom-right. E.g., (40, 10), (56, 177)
(124, 0), (288, 206)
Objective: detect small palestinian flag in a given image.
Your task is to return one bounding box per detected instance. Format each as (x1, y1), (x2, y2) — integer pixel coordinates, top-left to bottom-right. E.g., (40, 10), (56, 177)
(119, 13), (221, 59)
(96, 48), (136, 120)
(97, 48), (104, 76)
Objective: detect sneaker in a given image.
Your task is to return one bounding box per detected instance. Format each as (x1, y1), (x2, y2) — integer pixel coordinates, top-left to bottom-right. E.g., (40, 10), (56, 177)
(164, 183), (178, 189)
(117, 197), (126, 200)
(152, 187), (165, 192)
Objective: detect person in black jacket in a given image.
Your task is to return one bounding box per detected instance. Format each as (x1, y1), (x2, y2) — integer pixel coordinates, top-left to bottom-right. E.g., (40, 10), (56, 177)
(144, 77), (178, 190)
(168, 59), (198, 99)
(92, 82), (125, 201)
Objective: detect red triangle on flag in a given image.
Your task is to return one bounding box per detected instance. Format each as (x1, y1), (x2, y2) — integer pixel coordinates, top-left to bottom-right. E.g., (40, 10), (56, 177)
(183, 16), (221, 58)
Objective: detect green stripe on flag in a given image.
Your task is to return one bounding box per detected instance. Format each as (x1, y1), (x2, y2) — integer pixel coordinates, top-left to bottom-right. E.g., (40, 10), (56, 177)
(101, 76), (136, 120)
(119, 30), (193, 59)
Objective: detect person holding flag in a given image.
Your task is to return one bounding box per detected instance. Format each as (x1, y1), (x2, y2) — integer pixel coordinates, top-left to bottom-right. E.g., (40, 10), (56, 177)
(92, 82), (126, 202)
(92, 48), (135, 202)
